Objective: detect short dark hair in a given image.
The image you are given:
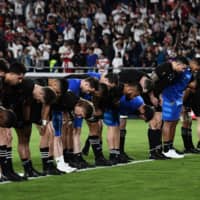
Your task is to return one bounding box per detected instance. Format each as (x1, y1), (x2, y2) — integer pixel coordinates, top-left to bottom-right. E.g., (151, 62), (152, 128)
(127, 81), (143, 94)
(92, 83), (109, 110)
(192, 57), (200, 66)
(55, 78), (68, 94)
(84, 77), (99, 90)
(9, 62), (27, 74)
(104, 73), (119, 86)
(42, 87), (57, 104)
(175, 56), (189, 65)
(0, 59), (9, 73)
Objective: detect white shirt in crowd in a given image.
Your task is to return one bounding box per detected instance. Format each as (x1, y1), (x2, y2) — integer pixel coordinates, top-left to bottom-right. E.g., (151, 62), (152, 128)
(33, 0), (45, 15)
(63, 25), (76, 41)
(38, 43), (51, 60)
(94, 10), (107, 27)
(97, 57), (110, 74)
(112, 56), (123, 73)
(14, 1), (23, 16)
(26, 44), (37, 60)
(8, 42), (23, 58)
(79, 28), (87, 44)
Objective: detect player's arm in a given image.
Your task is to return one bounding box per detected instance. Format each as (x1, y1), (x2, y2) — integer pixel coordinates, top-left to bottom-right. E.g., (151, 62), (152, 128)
(41, 104), (51, 126)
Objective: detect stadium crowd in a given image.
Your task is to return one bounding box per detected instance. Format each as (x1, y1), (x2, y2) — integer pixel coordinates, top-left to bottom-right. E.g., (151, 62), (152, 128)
(0, 0), (200, 183)
(0, 0), (199, 71)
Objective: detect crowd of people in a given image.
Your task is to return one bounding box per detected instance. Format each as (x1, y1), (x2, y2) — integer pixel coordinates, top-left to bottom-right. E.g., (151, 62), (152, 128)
(0, 0), (199, 72)
(0, 0), (200, 183)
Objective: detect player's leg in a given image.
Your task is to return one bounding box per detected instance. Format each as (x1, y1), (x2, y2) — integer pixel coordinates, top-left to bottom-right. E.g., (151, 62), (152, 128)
(52, 111), (76, 173)
(86, 120), (112, 166)
(119, 117), (134, 161)
(16, 125), (44, 178)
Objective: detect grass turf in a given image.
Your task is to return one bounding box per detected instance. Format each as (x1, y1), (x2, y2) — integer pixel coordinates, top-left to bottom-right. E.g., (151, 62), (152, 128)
(1, 119), (200, 200)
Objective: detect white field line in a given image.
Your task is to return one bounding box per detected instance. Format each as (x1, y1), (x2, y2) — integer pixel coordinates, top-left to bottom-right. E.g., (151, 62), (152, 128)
(0, 159), (153, 185)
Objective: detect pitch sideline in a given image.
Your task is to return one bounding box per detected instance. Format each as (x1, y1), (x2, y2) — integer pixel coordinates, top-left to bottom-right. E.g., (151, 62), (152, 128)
(0, 159), (153, 185)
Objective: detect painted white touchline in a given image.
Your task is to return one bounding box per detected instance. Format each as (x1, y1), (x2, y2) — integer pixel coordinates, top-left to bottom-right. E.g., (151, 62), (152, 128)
(0, 159), (153, 185)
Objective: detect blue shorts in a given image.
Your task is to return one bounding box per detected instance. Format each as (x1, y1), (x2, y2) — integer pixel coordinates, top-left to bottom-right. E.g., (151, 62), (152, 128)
(52, 111), (63, 136)
(103, 109), (120, 126)
(162, 99), (182, 121)
(73, 117), (83, 128)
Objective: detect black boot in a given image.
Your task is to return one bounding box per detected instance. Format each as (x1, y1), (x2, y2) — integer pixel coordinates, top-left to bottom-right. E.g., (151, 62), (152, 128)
(2, 163), (24, 182)
(1, 145), (24, 182)
(6, 147), (26, 180)
(70, 153), (93, 169)
(109, 149), (123, 165)
(43, 156), (64, 175)
(23, 159), (45, 178)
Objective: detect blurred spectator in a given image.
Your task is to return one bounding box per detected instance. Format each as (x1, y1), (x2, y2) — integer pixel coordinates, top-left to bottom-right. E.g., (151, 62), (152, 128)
(94, 7), (107, 27)
(112, 52), (123, 73)
(96, 53), (110, 74)
(59, 40), (74, 73)
(63, 23), (76, 41)
(86, 47), (98, 72)
(38, 38), (52, 71)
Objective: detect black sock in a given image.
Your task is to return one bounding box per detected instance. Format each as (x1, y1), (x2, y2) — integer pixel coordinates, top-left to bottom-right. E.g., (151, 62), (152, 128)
(197, 141), (200, 149)
(82, 136), (90, 154)
(22, 158), (31, 171)
(181, 127), (189, 149)
(0, 145), (7, 172)
(169, 141), (173, 149)
(40, 147), (49, 170)
(63, 148), (73, 162)
(47, 156), (55, 167)
(163, 141), (172, 152)
(187, 128), (195, 149)
(89, 136), (103, 159)
(120, 129), (126, 153)
(6, 147), (14, 172)
(148, 129), (162, 154)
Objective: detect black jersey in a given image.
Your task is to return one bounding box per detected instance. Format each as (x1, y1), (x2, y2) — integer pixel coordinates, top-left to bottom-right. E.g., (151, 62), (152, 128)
(51, 91), (79, 112)
(119, 69), (146, 83)
(153, 62), (179, 97)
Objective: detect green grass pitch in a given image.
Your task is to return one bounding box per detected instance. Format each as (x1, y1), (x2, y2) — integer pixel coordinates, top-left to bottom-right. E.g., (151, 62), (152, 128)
(1, 119), (200, 200)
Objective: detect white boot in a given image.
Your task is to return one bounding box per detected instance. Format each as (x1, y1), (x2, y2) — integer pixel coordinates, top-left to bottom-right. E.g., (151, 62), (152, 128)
(55, 156), (76, 173)
(163, 149), (184, 159)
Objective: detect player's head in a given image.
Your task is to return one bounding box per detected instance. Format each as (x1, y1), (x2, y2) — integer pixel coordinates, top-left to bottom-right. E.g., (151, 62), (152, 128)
(172, 56), (188, 72)
(189, 57), (200, 72)
(48, 78), (68, 97)
(80, 77), (99, 94)
(33, 84), (57, 104)
(93, 83), (109, 110)
(100, 73), (119, 88)
(139, 105), (155, 122)
(74, 99), (94, 119)
(0, 107), (17, 128)
(123, 82), (143, 100)
(5, 62), (26, 85)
